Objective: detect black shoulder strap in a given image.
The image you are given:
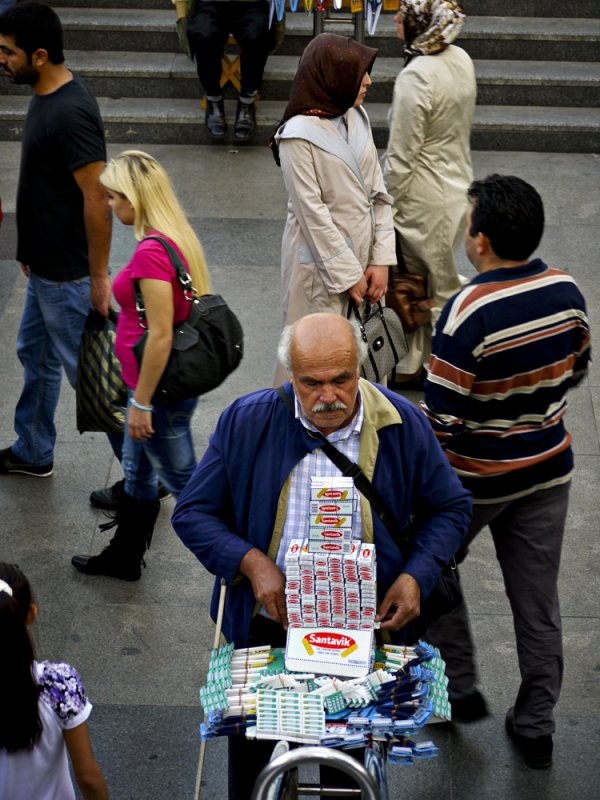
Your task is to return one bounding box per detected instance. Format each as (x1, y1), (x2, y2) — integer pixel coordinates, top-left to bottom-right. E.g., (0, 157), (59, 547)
(143, 235), (193, 289)
(275, 386), (406, 553)
(133, 235), (194, 328)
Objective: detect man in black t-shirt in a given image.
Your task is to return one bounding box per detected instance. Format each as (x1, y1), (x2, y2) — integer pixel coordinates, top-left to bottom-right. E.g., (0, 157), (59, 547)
(0, 2), (113, 476)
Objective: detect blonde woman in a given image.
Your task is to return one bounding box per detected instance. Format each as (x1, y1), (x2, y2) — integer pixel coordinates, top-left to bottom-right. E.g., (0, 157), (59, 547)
(72, 150), (211, 581)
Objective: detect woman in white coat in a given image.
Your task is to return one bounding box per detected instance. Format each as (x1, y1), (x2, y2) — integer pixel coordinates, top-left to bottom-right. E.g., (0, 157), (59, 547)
(271, 33), (396, 379)
(383, 0), (476, 384)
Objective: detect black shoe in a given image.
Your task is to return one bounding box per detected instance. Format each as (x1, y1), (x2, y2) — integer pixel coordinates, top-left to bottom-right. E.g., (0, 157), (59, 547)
(450, 690), (489, 723)
(89, 479), (171, 511)
(205, 98), (226, 139)
(505, 707), (553, 769)
(234, 100), (256, 143)
(71, 549), (142, 581)
(0, 446), (53, 477)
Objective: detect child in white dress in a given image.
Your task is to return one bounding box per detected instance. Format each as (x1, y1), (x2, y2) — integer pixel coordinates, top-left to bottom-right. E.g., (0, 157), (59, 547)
(0, 562), (108, 799)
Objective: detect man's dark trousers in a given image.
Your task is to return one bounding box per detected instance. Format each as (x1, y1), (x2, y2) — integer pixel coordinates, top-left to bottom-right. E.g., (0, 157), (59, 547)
(187, 0), (273, 97)
(427, 481), (570, 738)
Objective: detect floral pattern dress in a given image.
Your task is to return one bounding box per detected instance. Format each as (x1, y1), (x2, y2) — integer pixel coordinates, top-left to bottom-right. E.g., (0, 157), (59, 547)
(0, 661), (93, 800)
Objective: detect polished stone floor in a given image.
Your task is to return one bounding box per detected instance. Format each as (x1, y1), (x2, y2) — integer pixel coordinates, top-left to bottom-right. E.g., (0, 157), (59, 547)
(0, 143), (598, 799)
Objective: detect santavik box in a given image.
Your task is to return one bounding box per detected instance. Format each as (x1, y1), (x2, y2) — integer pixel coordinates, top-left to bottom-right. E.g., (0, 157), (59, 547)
(285, 626), (373, 677)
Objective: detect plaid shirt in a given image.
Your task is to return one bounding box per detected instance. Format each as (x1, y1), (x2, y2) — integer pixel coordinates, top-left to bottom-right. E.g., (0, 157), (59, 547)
(275, 391), (364, 572)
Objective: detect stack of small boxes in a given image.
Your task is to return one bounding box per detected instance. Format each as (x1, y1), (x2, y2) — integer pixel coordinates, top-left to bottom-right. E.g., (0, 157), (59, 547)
(285, 479), (378, 631)
(309, 477), (354, 554)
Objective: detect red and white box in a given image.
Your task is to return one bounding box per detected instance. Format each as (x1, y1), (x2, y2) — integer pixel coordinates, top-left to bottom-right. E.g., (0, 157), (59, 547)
(310, 500), (354, 517)
(309, 513), (352, 529)
(310, 477), (354, 503)
(306, 540), (353, 555)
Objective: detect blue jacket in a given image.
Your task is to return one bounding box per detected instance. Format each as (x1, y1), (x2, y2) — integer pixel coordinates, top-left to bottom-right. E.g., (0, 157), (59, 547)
(173, 380), (472, 645)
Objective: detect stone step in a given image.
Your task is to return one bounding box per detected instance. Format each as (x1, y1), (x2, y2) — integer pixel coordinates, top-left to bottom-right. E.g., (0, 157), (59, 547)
(2, 95), (598, 153)
(3, 52), (598, 109)
(462, 0), (598, 17)
(54, 0), (600, 18)
(53, 8), (600, 62)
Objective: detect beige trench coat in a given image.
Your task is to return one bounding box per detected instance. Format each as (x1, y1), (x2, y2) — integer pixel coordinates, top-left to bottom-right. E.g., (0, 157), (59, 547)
(276, 107), (396, 328)
(382, 45), (476, 375)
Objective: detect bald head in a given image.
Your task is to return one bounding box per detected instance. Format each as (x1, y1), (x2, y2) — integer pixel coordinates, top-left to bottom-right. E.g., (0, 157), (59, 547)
(292, 313), (356, 367)
(278, 313), (367, 374)
(280, 314), (364, 436)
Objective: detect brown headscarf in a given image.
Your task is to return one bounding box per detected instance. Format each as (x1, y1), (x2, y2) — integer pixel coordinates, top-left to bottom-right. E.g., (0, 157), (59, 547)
(270, 33), (378, 165)
(399, 0), (466, 62)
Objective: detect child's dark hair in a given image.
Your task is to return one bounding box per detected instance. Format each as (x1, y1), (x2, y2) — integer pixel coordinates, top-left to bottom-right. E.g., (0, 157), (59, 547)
(0, 562), (42, 752)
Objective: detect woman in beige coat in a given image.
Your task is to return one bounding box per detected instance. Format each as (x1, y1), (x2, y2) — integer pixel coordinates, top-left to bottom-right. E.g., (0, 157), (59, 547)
(272, 34), (396, 359)
(383, 0), (476, 383)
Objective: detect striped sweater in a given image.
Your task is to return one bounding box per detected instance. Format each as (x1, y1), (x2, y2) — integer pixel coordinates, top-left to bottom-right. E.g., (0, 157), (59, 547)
(421, 259), (590, 503)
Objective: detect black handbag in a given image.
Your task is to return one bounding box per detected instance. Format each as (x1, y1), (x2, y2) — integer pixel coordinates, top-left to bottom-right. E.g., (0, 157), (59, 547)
(133, 236), (243, 403)
(348, 300), (408, 384)
(76, 309), (128, 434)
(276, 386), (462, 644)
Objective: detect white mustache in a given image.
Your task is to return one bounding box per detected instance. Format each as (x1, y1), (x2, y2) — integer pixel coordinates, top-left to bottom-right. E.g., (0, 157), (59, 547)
(312, 401), (347, 413)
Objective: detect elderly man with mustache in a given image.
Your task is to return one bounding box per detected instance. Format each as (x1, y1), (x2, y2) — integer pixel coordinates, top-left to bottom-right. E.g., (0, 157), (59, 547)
(173, 312), (470, 800)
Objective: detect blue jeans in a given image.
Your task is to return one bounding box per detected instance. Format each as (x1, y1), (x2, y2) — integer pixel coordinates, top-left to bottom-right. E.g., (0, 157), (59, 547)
(13, 272), (93, 464)
(122, 391), (198, 500)
(11, 272), (123, 465)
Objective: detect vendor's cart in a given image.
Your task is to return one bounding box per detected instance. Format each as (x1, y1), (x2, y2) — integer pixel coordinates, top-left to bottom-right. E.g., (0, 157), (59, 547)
(194, 580), (448, 800)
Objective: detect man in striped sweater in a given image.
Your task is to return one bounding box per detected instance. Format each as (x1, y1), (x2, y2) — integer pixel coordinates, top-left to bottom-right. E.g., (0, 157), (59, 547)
(421, 174), (590, 769)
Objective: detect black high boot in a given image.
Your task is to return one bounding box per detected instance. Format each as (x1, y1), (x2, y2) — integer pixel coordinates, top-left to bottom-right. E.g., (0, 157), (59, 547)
(72, 493), (160, 581)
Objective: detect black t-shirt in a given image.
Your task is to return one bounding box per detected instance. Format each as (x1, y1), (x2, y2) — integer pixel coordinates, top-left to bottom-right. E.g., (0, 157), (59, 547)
(16, 74), (106, 280)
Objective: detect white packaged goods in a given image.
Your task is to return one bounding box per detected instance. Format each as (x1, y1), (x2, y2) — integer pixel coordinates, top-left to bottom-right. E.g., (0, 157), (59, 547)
(310, 500), (354, 515)
(284, 536), (378, 633)
(310, 476), (354, 502)
(308, 539), (354, 554)
(200, 640), (451, 749)
(308, 526), (353, 541)
(307, 528), (353, 553)
(309, 513), (352, 529)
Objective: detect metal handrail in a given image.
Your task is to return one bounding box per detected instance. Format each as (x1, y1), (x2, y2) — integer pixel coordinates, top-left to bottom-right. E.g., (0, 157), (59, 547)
(251, 746), (380, 800)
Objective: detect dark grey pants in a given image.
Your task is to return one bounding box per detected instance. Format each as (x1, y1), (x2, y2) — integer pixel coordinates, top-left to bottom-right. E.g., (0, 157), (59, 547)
(426, 481), (570, 737)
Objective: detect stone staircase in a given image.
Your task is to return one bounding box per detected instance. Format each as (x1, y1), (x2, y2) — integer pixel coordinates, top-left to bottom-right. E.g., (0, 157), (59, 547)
(0, 0), (599, 151)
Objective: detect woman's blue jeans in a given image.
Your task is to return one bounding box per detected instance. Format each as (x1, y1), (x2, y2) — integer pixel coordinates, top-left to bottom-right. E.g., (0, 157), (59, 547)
(122, 391), (198, 500)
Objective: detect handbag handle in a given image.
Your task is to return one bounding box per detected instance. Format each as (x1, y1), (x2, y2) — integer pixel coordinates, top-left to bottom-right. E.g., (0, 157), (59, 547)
(133, 235), (196, 330)
(347, 298), (387, 344)
(347, 298), (381, 322)
(275, 385), (412, 559)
